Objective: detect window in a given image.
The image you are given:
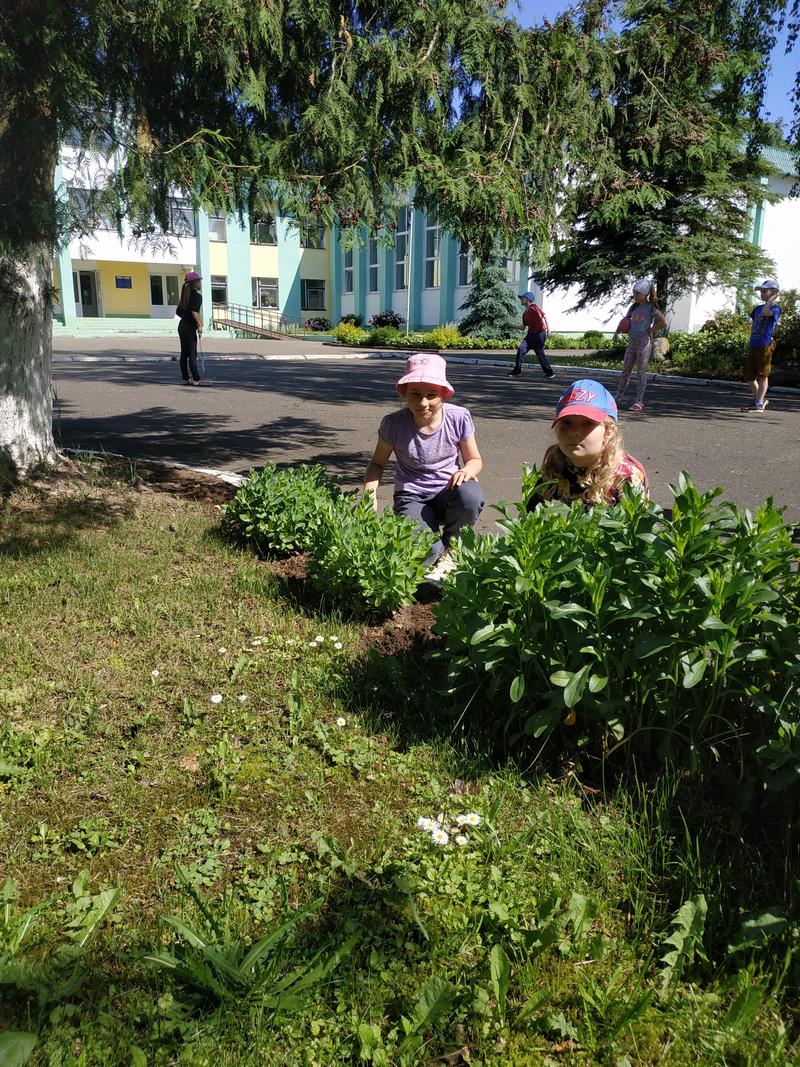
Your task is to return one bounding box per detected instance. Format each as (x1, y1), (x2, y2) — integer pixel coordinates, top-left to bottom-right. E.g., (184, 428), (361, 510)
(250, 218), (277, 244)
(368, 238), (379, 293)
(394, 207), (411, 290)
(67, 187), (116, 230)
(301, 279), (326, 310)
(301, 224), (326, 249)
(252, 277), (279, 308)
(424, 208), (440, 289)
(343, 249), (354, 294)
(457, 243), (475, 287)
(499, 255), (520, 288)
(208, 213), (227, 242)
(211, 275), (227, 304)
(166, 197), (196, 237)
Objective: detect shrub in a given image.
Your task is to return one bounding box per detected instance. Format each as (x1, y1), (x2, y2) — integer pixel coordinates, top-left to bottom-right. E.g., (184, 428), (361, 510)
(308, 498), (435, 619)
(545, 333), (580, 350)
(365, 326), (402, 346)
(458, 261), (521, 337)
(338, 313), (363, 327)
(304, 317), (330, 331)
(221, 463), (347, 556)
(432, 473), (800, 790)
(427, 323), (463, 350)
(332, 322), (369, 346)
(581, 330), (606, 348)
(668, 330), (743, 377)
(369, 310), (406, 329)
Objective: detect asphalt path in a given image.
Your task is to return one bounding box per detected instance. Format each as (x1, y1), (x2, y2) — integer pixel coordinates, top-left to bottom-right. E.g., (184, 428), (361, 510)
(52, 340), (800, 523)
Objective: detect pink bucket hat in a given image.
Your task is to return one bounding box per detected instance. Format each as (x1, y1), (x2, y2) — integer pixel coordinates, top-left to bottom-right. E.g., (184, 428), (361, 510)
(396, 353), (454, 399)
(184, 271), (202, 283)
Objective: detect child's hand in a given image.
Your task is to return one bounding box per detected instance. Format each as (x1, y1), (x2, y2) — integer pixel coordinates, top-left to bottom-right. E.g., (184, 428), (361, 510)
(448, 469), (477, 488)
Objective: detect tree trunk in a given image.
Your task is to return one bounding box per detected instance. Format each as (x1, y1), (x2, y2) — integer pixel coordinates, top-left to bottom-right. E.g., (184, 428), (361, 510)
(0, 248), (59, 483)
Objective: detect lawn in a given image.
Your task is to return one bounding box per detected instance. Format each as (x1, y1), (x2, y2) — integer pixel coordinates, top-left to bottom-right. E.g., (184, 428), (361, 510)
(0, 460), (796, 1066)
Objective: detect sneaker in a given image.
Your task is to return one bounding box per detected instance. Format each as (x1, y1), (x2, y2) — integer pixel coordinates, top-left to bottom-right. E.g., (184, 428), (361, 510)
(424, 551), (458, 587)
(544, 370), (556, 379)
(508, 368), (522, 377)
(741, 399), (768, 412)
(630, 402), (644, 412)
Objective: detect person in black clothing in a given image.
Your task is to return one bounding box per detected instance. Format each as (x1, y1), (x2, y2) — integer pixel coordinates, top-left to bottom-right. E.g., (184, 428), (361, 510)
(176, 271), (207, 385)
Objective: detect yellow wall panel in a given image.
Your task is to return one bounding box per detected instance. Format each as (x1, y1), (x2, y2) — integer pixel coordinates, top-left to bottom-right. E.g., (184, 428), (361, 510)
(299, 248), (329, 282)
(97, 262), (152, 316)
(250, 246), (279, 276)
(209, 244), (228, 274)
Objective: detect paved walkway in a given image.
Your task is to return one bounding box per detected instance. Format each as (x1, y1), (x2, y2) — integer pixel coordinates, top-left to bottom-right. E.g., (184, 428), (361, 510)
(52, 337), (800, 521)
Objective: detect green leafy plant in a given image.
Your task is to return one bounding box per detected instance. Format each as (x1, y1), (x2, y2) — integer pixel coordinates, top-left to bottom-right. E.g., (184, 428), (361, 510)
(201, 733), (242, 800)
(308, 497), (435, 619)
(221, 463), (348, 557)
(660, 894), (708, 997)
(433, 473), (800, 787)
(0, 873), (120, 1011)
(364, 325), (402, 346)
(427, 323), (462, 349)
(332, 322), (368, 345)
(142, 864), (357, 1013)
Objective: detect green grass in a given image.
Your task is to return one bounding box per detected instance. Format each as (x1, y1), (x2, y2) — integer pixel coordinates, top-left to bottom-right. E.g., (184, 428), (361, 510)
(0, 465), (797, 1066)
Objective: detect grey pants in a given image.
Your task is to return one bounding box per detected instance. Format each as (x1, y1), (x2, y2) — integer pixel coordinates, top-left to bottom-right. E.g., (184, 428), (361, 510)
(394, 482), (485, 564)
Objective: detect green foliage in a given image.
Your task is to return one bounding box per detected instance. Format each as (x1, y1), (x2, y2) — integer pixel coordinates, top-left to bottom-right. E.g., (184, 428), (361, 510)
(432, 473), (800, 788)
(221, 463), (346, 557)
(668, 330), (746, 377)
(0, 873), (120, 1012)
(458, 261), (521, 338)
(660, 894), (708, 998)
(332, 322), (368, 346)
(142, 863), (357, 1013)
(308, 497), (435, 619)
(364, 326), (402, 346)
(426, 323), (463, 350)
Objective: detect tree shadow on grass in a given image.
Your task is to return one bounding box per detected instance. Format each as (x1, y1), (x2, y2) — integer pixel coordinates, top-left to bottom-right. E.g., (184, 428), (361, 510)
(0, 485), (134, 560)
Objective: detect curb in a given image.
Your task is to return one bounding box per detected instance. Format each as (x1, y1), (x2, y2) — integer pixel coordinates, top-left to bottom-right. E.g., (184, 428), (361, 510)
(52, 350), (800, 396)
(63, 448), (246, 488)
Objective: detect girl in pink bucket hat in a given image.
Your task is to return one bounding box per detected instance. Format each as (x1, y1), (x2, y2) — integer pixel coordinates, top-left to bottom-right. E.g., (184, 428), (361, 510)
(363, 353), (484, 585)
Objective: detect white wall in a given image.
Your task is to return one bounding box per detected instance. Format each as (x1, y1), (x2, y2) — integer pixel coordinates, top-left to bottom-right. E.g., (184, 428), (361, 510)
(420, 289), (439, 326)
(759, 177), (799, 292)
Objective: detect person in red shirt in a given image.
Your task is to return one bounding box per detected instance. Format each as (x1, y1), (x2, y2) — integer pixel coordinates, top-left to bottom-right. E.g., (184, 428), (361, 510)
(509, 291), (555, 379)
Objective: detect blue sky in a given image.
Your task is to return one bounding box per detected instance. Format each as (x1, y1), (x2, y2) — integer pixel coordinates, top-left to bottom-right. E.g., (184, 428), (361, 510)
(513, 0), (797, 132)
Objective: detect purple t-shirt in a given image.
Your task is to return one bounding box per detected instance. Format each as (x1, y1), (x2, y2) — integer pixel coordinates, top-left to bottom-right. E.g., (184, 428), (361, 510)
(379, 404), (475, 496)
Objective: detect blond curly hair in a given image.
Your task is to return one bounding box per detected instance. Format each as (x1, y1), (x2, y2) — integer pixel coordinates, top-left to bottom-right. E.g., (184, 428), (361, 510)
(540, 421), (625, 506)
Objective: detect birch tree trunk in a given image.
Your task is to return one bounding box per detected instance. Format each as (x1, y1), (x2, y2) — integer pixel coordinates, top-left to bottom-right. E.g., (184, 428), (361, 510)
(0, 249), (59, 483)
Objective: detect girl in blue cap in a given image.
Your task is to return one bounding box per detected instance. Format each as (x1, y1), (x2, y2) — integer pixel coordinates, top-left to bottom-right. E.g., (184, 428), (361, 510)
(509, 292), (555, 378)
(528, 378), (648, 507)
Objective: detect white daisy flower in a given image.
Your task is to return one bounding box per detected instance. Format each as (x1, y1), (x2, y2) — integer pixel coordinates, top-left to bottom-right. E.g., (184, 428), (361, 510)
(456, 812), (481, 826)
(217, 647), (227, 654)
(328, 635), (339, 642)
(430, 828), (449, 845)
(285, 638), (295, 646)
(455, 835), (469, 846)
(210, 694), (223, 704)
(416, 817), (435, 831)
(150, 669), (160, 678)
(251, 639), (262, 647)
(333, 641), (343, 650)
(238, 694), (249, 703)
(336, 717), (347, 727)
(314, 635), (325, 644)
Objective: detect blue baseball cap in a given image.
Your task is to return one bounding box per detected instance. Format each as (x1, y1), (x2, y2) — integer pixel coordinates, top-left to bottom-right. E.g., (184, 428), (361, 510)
(518, 291), (536, 301)
(552, 379), (618, 426)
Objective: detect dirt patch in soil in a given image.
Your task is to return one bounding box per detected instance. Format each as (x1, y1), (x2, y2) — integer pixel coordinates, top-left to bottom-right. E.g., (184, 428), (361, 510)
(124, 460), (237, 507)
(361, 601), (439, 656)
(266, 552), (311, 580)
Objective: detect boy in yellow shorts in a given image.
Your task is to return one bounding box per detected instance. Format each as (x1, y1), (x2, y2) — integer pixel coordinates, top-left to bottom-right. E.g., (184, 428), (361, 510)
(741, 279), (781, 413)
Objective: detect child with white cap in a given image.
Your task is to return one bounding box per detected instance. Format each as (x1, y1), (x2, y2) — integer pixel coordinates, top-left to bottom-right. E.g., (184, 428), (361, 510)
(614, 279), (666, 412)
(363, 353), (484, 585)
(741, 279), (781, 413)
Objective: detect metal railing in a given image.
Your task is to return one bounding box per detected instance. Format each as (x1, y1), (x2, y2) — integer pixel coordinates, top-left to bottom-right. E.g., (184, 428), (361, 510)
(211, 302), (305, 336)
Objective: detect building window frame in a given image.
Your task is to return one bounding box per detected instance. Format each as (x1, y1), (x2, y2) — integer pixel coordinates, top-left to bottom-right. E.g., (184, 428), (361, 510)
(424, 208), (440, 289)
(343, 249), (354, 294)
(252, 276), (279, 308)
(394, 207), (411, 291)
(250, 218), (277, 245)
(457, 242), (475, 288)
(208, 213), (227, 242)
(301, 278), (326, 311)
(301, 224), (326, 249)
(368, 237), (379, 293)
(210, 275), (228, 304)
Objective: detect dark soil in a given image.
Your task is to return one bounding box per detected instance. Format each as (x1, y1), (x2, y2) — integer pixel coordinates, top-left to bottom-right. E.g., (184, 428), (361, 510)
(361, 601), (439, 656)
(124, 460), (237, 507)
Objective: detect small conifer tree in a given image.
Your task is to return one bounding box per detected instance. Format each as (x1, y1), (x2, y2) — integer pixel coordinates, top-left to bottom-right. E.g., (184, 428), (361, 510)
(458, 261), (521, 338)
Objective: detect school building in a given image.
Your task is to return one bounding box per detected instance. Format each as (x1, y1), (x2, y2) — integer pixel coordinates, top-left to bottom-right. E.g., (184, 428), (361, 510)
(53, 143), (797, 338)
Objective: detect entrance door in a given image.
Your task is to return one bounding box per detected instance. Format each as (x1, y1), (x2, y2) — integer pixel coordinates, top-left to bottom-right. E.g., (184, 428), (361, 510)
(149, 273), (181, 318)
(77, 271), (99, 317)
